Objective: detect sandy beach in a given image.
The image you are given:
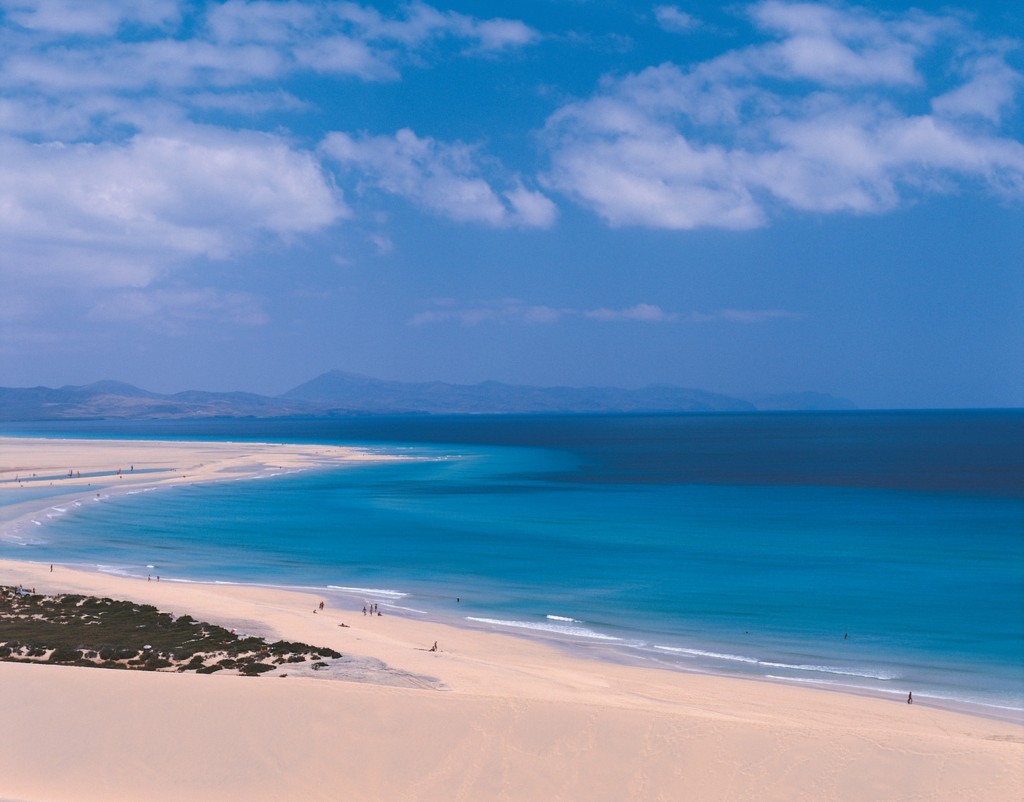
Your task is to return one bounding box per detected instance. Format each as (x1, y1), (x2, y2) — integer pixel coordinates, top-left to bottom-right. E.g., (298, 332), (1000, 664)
(0, 435), (392, 492)
(0, 438), (1021, 801)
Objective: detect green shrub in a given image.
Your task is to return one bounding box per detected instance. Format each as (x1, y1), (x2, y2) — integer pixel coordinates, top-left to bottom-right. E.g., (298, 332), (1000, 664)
(48, 647), (82, 663)
(239, 663), (276, 676)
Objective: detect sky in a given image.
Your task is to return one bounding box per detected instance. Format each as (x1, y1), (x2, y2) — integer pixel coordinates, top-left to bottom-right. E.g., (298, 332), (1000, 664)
(0, 0), (1021, 408)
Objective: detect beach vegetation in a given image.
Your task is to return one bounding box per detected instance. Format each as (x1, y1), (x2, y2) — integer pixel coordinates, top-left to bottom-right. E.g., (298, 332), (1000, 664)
(0, 584), (343, 678)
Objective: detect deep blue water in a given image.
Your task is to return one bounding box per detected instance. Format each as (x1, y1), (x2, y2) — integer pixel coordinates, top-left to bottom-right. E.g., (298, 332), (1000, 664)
(2, 412), (1022, 716)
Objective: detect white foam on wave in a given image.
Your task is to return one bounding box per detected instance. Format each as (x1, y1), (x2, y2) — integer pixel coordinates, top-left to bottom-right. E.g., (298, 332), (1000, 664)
(654, 645), (759, 664)
(385, 604), (429, 615)
(327, 585), (407, 599)
(759, 660), (899, 681)
(764, 674), (900, 695)
(653, 645), (899, 680)
(96, 564), (135, 578)
(760, 675), (1024, 719)
(466, 616), (623, 641)
(546, 614), (582, 623)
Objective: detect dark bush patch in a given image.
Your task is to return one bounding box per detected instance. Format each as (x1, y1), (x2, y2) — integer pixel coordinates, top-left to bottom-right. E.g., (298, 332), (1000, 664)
(239, 663), (276, 676)
(0, 584), (341, 678)
(48, 647), (82, 663)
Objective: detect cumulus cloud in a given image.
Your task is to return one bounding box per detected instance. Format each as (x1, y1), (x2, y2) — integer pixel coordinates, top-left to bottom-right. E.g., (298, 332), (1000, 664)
(197, 0), (538, 84)
(321, 128), (556, 228)
(0, 0), (180, 36)
(0, 0), (544, 331)
(747, 0), (943, 86)
(0, 2), (540, 110)
(0, 128), (347, 285)
(543, 1), (1024, 229)
(654, 6), (698, 34)
(932, 50), (1024, 124)
(207, 0), (538, 54)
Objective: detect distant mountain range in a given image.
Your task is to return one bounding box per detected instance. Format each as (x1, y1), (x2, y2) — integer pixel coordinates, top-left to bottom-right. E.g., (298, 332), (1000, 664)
(0, 371), (856, 420)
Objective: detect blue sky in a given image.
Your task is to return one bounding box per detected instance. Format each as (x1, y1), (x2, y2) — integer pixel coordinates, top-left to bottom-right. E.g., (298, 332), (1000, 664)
(0, 0), (1021, 408)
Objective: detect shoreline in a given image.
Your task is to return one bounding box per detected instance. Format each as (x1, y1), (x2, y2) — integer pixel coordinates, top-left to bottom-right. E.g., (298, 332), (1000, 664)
(1, 556), (1022, 801)
(1, 436), (1023, 798)
(0, 433), (404, 537)
(9, 554), (1022, 726)
(2, 435), (1021, 724)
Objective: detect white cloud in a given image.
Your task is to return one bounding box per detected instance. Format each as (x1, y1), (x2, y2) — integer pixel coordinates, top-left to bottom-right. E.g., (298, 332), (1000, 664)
(543, 1), (1024, 230)
(320, 1), (539, 52)
(747, 0), (940, 86)
(410, 300), (796, 327)
(0, 2), (540, 107)
(933, 51), (1024, 124)
(503, 183), (559, 228)
(293, 34), (398, 81)
(0, 0), (180, 36)
(0, 128), (347, 287)
(204, 1), (539, 80)
(322, 128), (556, 228)
(654, 6), (698, 34)
(585, 303), (677, 322)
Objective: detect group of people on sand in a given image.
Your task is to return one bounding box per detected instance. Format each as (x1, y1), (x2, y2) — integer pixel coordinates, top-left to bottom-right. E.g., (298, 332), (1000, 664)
(362, 603), (382, 616)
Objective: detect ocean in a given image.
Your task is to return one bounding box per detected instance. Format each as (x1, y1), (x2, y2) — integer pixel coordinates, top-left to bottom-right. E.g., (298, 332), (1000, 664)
(2, 411), (1022, 718)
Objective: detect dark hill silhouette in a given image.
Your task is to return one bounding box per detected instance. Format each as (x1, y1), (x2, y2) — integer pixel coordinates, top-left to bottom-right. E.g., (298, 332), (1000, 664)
(0, 371), (856, 420)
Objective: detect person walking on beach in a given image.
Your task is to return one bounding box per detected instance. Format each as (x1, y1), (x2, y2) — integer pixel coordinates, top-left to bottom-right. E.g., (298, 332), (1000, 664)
(907, 692), (913, 704)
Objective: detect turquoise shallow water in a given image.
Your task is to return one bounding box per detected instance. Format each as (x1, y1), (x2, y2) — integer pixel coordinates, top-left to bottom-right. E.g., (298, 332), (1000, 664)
(2, 412), (1022, 717)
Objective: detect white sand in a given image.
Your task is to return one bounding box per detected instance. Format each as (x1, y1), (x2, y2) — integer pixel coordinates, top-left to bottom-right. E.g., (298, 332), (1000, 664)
(0, 438), (1021, 801)
(0, 434), (392, 493)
